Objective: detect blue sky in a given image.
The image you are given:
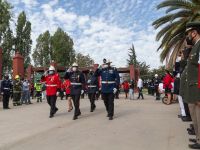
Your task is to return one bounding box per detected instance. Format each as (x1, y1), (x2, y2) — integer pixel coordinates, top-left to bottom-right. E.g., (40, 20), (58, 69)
(8, 0), (165, 68)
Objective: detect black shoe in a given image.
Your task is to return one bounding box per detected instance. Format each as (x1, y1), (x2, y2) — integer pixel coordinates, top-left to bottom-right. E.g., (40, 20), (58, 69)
(189, 143), (200, 149)
(49, 114), (54, 118)
(189, 139), (197, 143)
(188, 129), (196, 135)
(178, 115), (182, 118)
(182, 116), (192, 122)
(109, 116), (113, 120)
(3, 107), (10, 109)
(77, 111), (81, 116)
(73, 116), (78, 120)
(107, 114), (109, 117)
(54, 108), (58, 115)
(29, 102), (33, 104)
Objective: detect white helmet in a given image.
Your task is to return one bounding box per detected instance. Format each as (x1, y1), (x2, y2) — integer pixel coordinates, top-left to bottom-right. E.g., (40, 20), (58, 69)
(106, 60), (112, 64)
(49, 65), (55, 71)
(155, 74), (158, 77)
(72, 63), (78, 67)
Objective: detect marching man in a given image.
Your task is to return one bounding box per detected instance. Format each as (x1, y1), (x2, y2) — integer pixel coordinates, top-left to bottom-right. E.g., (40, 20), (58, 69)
(41, 66), (61, 118)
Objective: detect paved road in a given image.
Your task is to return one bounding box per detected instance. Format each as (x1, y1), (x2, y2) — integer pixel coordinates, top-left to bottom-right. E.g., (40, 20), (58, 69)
(0, 94), (192, 150)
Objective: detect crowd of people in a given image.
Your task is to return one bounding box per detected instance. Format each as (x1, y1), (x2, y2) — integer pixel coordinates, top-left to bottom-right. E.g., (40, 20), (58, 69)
(1, 20), (200, 148)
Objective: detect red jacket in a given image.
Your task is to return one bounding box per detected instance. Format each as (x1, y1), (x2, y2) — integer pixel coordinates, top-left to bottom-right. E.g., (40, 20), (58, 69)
(63, 79), (71, 94)
(163, 74), (173, 89)
(122, 82), (129, 90)
(41, 73), (61, 96)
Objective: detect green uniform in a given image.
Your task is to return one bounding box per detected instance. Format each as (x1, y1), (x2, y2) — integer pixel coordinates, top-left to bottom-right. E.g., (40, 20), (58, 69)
(185, 41), (200, 103)
(13, 80), (22, 106)
(34, 82), (42, 102)
(180, 60), (188, 99)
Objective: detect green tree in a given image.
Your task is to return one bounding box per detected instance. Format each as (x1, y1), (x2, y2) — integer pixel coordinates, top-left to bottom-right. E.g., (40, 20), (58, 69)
(0, 0), (12, 45)
(152, 0), (200, 66)
(138, 62), (150, 77)
(32, 31), (51, 67)
(76, 53), (94, 67)
(51, 28), (75, 66)
(15, 11), (32, 68)
(1, 28), (14, 73)
(127, 44), (137, 66)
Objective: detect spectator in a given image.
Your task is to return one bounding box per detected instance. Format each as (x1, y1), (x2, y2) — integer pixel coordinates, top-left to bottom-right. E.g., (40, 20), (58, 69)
(163, 70), (174, 105)
(21, 79), (29, 104)
(129, 80), (134, 100)
(122, 80), (129, 99)
(137, 78), (144, 100)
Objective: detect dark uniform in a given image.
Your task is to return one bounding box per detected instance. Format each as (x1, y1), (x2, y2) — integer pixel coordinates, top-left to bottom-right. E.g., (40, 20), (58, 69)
(184, 22), (200, 149)
(87, 71), (98, 112)
(64, 70), (85, 120)
(179, 49), (191, 120)
(13, 79), (22, 106)
(1, 77), (12, 109)
(95, 65), (120, 120)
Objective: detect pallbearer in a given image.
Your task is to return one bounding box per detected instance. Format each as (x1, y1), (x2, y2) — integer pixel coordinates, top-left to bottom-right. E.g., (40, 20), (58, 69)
(64, 63), (85, 120)
(95, 59), (120, 120)
(41, 66), (61, 118)
(87, 69), (98, 112)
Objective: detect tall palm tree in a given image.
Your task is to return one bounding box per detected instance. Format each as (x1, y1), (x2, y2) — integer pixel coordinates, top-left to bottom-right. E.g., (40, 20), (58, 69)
(152, 0), (200, 67)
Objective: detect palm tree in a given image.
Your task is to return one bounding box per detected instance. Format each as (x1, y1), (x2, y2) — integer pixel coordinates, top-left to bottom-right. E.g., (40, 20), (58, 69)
(152, 0), (200, 67)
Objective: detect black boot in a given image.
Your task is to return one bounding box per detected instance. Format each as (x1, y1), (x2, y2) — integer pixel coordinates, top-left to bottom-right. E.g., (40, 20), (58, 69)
(73, 116), (78, 120)
(189, 143), (200, 149)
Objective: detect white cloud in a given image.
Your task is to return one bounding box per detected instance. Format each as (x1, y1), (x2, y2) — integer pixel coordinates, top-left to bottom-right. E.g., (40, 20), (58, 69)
(8, 0), (162, 69)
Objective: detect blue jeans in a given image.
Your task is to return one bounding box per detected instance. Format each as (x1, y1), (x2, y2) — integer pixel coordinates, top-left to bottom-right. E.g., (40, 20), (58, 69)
(21, 90), (29, 104)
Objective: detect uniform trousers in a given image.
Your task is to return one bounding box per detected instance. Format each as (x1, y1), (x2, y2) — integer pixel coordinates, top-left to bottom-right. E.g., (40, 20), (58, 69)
(189, 104), (200, 144)
(178, 95), (186, 116)
(3, 93), (10, 108)
(71, 94), (81, 117)
(102, 93), (114, 117)
(88, 93), (96, 110)
(46, 95), (57, 116)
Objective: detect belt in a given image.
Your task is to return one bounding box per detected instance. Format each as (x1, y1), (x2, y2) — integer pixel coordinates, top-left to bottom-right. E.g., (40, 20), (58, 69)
(46, 84), (57, 87)
(3, 88), (10, 90)
(101, 81), (115, 84)
(71, 83), (82, 85)
(88, 85), (97, 88)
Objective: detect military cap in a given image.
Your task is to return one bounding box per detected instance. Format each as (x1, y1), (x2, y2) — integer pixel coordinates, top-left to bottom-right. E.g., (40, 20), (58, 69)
(186, 22), (200, 32)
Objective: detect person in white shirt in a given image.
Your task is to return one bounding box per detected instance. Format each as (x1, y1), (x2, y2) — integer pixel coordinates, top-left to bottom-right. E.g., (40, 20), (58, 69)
(137, 78), (144, 99)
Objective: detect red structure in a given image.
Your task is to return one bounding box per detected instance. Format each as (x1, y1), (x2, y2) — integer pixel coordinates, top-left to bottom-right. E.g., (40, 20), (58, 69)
(13, 52), (24, 78)
(0, 48), (2, 80)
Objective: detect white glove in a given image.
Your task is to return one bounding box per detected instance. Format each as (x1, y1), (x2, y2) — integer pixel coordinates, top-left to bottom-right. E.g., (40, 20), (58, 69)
(67, 67), (72, 72)
(56, 92), (60, 96)
(44, 71), (48, 76)
(113, 88), (117, 94)
(87, 80), (91, 84)
(64, 92), (66, 96)
(1, 92), (3, 95)
(81, 90), (84, 94)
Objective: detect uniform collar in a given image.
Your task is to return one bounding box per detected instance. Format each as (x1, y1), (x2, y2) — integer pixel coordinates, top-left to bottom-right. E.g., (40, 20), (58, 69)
(194, 38), (200, 45)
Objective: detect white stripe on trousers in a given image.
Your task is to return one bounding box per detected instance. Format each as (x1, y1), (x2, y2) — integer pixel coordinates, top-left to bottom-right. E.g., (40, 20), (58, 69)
(178, 95), (186, 117)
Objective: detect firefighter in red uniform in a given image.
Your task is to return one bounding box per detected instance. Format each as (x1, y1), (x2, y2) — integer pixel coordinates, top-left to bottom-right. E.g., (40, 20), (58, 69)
(41, 66), (61, 118)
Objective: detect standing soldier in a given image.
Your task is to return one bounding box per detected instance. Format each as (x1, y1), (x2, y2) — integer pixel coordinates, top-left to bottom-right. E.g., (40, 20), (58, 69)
(184, 22), (200, 149)
(41, 66), (61, 118)
(95, 59), (120, 120)
(64, 63), (85, 120)
(87, 69), (98, 112)
(1, 75), (12, 109)
(13, 75), (22, 106)
(34, 79), (42, 103)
